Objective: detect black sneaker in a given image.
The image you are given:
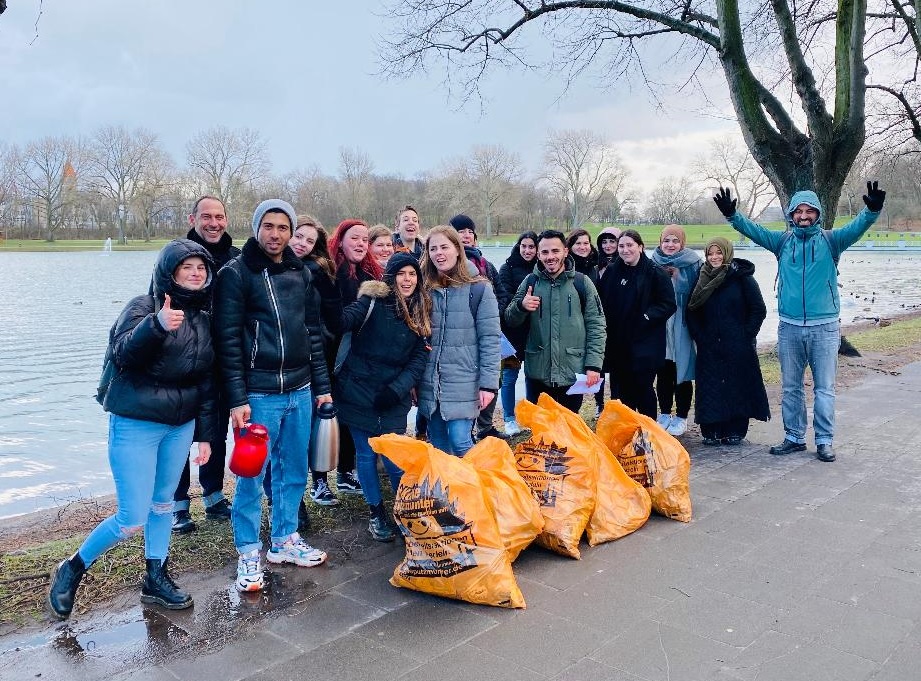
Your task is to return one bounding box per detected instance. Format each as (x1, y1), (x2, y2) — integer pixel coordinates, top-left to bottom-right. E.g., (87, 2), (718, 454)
(336, 470), (363, 495)
(722, 436), (743, 446)
(770, 439), (807, 456)
(816, 444), (836, 462)
(171, 510), (196, 534)
(205, 498), (232, 520)
(310, 478), (340, 506)
(702, 437), (721, 446)
(476, 426), (510, 441)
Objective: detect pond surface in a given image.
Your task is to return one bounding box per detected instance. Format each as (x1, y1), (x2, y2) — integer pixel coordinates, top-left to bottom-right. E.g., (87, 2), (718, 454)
(1, 247), (918, 518)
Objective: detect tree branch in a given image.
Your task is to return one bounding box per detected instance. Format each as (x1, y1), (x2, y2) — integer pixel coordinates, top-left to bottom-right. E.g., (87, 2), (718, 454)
(869, 83), (921, 143)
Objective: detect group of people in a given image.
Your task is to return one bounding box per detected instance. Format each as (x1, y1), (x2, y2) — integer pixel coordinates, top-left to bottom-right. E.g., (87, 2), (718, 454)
(47, 180), (886, 619)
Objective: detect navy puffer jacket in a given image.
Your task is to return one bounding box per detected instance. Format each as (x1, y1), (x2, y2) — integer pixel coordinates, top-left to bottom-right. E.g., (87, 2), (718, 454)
(103, 239), (218, 441)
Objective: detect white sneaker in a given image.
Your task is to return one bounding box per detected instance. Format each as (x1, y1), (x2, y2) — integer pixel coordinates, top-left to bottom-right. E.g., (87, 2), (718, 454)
(266, 533), (327, 567)
(235, 549), (264, 592)
(667, 417), (688, 437)
(504, 420), (524, 436)
(656, 413), (673, 429)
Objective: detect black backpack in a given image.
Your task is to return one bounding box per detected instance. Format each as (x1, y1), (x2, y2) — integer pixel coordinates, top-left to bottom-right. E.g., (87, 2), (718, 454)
(95, 295), (158, 405)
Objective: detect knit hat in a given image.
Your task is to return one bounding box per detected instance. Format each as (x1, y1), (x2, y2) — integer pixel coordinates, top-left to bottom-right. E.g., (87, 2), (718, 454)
(449, 214), (476, 235)
(252, 199), (297, 238)
(385, 251), (422, 281)
(660, 224), (686, 248)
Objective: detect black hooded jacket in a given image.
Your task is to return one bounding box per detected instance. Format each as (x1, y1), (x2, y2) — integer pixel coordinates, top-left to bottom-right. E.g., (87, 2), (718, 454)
(103, 239), (218, 440)
(497, 241), (537, 356)
(214, 237), (331, 408)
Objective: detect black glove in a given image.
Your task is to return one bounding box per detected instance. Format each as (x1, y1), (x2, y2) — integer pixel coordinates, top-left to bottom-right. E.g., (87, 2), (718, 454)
(373, 387), (400, 411)
(863, 180), (886, 212)
(713, 186), (737, 218)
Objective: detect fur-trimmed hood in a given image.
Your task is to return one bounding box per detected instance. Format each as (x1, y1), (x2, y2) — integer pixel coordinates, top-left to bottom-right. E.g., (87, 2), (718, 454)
(357, 280), (391, 299)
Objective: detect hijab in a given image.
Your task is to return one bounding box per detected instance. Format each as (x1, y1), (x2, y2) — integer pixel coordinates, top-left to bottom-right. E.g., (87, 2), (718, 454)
(688, 237), (734, 311)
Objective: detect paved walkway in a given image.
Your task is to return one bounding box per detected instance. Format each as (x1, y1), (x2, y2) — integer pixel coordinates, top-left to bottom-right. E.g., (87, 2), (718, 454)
(2, 363), (920, 681)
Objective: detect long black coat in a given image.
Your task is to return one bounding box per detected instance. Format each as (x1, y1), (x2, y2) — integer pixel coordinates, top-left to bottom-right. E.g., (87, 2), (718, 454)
(597, 253), (677, 372)
(686, 258), (770, 425)
(333, 281), (429, 435)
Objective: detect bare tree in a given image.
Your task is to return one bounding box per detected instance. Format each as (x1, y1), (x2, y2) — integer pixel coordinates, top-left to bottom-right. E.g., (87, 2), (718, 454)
(186, 126), (268, 224)
(543, 129), (628, 230)
(645, 176), (697, 224)
(86, 125), (163, 244)
(691, 138), (775, 219)
(380, 0), (874, 225)
(463, 144), (523, 237)
(131, 148), (178, 241)
(866, 0), (921, 151)
(13, 135), (82, 241)
(337, 146), (375, 217)
(0, 142), (18, 233)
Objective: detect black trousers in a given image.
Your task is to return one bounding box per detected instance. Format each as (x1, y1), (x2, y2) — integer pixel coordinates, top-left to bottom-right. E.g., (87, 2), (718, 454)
(614, 365), (658, 419)
(524, 378), (584, 414)
(655, 360), (693, 418)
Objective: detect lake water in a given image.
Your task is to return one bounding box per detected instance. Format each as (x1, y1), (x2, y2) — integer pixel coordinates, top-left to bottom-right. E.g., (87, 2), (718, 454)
(1, 246), (919, 518)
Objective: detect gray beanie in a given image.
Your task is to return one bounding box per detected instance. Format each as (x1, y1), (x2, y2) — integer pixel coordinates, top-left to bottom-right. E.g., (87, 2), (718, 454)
(252, 199), (297, 237)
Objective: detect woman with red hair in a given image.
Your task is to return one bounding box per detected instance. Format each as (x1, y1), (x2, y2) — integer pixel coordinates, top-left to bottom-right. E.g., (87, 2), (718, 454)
(321, 219), (384, 498)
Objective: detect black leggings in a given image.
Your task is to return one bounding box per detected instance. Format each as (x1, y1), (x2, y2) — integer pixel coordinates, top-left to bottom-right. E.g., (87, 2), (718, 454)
(656, 360), (692, 418)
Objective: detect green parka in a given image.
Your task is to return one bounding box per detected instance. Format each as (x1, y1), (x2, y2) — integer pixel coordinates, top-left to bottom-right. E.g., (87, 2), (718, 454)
(504, 256), (607, 387)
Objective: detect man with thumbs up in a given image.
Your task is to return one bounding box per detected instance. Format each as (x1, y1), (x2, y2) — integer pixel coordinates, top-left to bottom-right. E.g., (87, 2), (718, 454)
(504, 229), (606, 414)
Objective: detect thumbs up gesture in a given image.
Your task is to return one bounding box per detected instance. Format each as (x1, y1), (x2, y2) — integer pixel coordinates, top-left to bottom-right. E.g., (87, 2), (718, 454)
(522, 285), (541, 312)
(157, 294), (185, 332)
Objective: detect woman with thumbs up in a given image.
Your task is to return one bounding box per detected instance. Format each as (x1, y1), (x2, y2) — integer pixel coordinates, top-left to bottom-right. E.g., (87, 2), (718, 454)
(48, 239), (219, 620)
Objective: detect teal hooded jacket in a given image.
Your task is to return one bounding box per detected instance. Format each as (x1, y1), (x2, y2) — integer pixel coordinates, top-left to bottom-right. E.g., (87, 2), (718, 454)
(728, 191), (880, 325)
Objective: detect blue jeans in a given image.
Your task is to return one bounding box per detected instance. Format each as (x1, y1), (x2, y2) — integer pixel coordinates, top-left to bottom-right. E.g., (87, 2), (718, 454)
(500, 363), (520, 424)
(350, 427), (403, 507)
(79, 415), (195, 564)
(778, 320), (839, 445)
(232, 385), (312, 553)
(427, 409), (474, 457)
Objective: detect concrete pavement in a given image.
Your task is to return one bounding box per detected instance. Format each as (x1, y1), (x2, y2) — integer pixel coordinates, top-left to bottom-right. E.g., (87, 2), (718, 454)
(2, 362), (920, 681)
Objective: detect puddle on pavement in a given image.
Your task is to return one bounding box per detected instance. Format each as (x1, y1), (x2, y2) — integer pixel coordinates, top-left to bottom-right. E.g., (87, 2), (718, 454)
(1, 565), (326, 669)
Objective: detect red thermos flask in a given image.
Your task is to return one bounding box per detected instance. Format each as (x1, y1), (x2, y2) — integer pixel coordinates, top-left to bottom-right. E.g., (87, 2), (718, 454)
(229, 424), (269, 478)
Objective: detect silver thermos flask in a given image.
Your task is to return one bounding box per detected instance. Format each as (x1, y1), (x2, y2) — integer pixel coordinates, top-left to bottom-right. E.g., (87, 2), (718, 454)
(310, 402), (340, 473)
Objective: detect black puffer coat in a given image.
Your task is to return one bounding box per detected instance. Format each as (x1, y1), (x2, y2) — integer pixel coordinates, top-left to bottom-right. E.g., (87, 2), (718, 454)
(687, 258), (770, 425)
(497, 243), (536, 357)
(333, 281), (429, 435)
(597, 252), (677, 372)
(104, 239), (218, 440)
(214, 238), (331, 408)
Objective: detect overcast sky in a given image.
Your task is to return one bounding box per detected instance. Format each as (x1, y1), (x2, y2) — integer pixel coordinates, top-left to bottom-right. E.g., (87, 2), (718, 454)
(0, 1), (741, 195)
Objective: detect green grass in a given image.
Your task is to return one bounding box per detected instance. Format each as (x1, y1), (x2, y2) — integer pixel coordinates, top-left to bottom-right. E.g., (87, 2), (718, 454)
(0, 239), (168, 252)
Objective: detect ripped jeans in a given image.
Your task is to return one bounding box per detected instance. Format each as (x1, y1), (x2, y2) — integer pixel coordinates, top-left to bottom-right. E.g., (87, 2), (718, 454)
(79, 415), (195, 564)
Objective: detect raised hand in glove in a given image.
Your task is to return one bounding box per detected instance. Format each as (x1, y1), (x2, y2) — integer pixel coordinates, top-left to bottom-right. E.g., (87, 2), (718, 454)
(713, 186), (737, 218)
(863, 181), (886, 212)
(373, 387), (401, 411)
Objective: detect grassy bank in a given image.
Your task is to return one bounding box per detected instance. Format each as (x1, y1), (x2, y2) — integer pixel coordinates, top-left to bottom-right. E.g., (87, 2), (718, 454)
(2, 314), (920, 630)
(3, 221), (920, 252)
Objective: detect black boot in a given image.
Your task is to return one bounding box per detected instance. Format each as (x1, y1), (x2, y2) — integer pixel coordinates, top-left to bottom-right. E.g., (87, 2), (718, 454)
(47, 552), (87, 620)
(368, 503), (395, 542)
(141, 559), (193, 610)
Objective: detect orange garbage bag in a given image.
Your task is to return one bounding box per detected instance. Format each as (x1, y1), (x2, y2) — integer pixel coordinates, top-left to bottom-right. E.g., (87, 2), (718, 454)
(369, 434), (526, 608)
(513, 399), (597, 558)
(536, 394), (651, 545)
(465, 437), (544, 562)
(596, 400), (692, 522)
